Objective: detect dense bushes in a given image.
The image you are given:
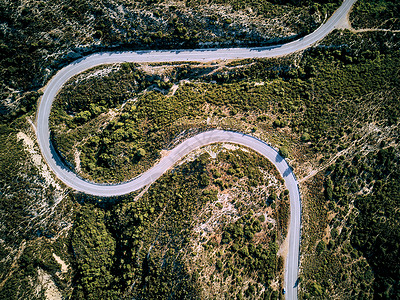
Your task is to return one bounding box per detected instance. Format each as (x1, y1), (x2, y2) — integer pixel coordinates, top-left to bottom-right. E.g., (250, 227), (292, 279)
(350, 148), (400, 298)
(0, 122), (46, 245)
(71, 206), (117, 299)
(221, 216), (278, 279)
(70, 156), (211, 298)
(47, 31), (400, 298)
(67, 148), (285, 298)
(1, 2), (399, 299)
(51, 31), (400, 184)
(303, 146), (400, 299)
(0, 0), (330, 117)
(350, 0), (400, 30)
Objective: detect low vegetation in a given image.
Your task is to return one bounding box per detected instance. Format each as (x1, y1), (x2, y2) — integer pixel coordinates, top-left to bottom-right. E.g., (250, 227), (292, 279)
(0, 0), (334, 118)
(0, 1), (399, 298)
(49, 29), (400, 299)
(51, 30), (400, 184)
(68, 147), (287, 299)
(301, 144), (400, 299)
(350, 0), (400, 30)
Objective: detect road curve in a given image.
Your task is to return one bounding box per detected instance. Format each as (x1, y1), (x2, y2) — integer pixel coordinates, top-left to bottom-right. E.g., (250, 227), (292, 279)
(36, 1), (356, 299)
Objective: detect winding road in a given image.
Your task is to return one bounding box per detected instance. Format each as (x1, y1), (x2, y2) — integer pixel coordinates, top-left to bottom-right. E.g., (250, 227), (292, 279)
(36, 1), (356, 299)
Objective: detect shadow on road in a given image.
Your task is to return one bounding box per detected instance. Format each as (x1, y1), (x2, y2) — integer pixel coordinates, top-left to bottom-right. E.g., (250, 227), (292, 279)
(294, 278), (300, 288)
(250, 44), (282, 52)
(275, 153), (283, 163)
(49, 139), (74, 173)
(283, 167), (292, 178)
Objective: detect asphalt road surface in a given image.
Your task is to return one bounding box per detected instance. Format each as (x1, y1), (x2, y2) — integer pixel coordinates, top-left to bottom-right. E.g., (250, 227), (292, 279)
(36, 1), (356, 299)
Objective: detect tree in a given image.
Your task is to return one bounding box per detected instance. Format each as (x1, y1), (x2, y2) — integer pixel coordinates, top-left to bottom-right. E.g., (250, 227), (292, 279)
(301, 132), (311, 142)
(75, 110), (91, 123)
(316, 241), (326, 254)
(279, 146), (289, 158)
(216, 260), (223, 270)
(136, 148), (146, 158)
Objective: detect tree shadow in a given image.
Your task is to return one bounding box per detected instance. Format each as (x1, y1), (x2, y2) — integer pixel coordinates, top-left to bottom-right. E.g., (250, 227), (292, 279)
(283, 167), (292, 178)
(294, 277), (300, 288)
